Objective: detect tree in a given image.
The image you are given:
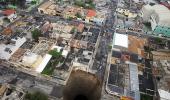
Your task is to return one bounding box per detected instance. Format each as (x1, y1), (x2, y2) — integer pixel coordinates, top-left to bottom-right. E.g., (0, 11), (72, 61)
(76, 12), (82, 18)
(31, 29), (41, 42)
(68, 16), (73, 21)
(24, 91), (48, 100)
(3, 17), (10, 23)
(48, 49), (62, 58)
(31, 0), (37, 5)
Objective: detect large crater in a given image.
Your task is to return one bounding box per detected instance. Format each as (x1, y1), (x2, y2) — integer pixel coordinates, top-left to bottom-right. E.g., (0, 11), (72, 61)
(63, 70), (102, 100)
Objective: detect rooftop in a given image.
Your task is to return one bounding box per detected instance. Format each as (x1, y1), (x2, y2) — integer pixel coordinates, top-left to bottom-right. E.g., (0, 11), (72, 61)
(113, 33), (128, 48)
(1, 28), (13, 36)
(0, 37), (26, 60)
(158, 89), (170, 100)
(2, 9), (16, 16)
(87, 10), (96, 17)
(38, 1), (53, 10)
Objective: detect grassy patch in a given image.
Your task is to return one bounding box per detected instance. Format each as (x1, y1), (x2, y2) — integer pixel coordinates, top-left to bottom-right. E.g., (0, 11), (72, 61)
(41, 49), (64, 76)
(41, 61), (54, 76)
(140, 94), (153, 100)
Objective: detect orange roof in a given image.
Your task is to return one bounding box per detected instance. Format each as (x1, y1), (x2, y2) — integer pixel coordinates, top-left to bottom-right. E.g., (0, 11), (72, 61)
(87, 10), (96, 17)
(1, 28), (13, 36)
(121, 96), (133, 100)
(2, 9), (16, 16)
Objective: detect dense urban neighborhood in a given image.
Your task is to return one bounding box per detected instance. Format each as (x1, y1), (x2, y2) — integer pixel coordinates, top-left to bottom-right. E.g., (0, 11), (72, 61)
(0, 0), (170, 100)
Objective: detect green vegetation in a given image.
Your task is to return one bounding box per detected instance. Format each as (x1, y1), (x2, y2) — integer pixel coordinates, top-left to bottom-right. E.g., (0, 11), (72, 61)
(4, 0), (26, 8)
(76, 12), (82, 18)
(143, 22), (151, 27)
(41, 61), (55, 75)
(68, 16), (73, 21)
(31, 29), (41, 42)
(49, 49), (62, 58)
(74, 0), (95, 9)
(71, 27), (76, 33)
(155, 37), (163, 44)
(3, 17), (10, 23)
(41, 49), (63, 75)
(24, 91), (48, 100)
(108, 45), (112, 51)
(140, 94), (153, 100)
(144, 46), (154, 52)
(143, 22), (152, 31)
(31, 0), (37, 5)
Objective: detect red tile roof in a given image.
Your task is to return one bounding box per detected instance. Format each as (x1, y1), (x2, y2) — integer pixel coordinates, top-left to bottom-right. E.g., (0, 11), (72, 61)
(87, 10), (96, 17)
(2, 9), (16, 16)
(160, 2), (170, 9)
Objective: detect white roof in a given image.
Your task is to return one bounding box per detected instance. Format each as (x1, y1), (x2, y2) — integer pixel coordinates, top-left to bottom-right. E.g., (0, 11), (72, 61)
(35, 54), (52, 73)
(113, 33), (128, 48)
(22, 52), (38, 65)
(143, 4), (170, 27)
(152, 5), (170, 26)
(0, 37), (26, 60)
(158, 89), (170, 100)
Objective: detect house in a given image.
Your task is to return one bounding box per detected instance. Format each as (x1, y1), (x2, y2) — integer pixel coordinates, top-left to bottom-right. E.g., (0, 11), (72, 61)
(140, 4), (170, 37)
(116, 8), (137, 18)
(72, 50), (93, 71)
(50, 22), (73, 40)
(62, 6), (81, 19)
(93, 11), (107, 26)
(0, 37), (26, 60)
(2, 9), (17, 22)
(85, 10), (96, 23)
(38, 1), (63, 16)
(0, 27), (13, 37)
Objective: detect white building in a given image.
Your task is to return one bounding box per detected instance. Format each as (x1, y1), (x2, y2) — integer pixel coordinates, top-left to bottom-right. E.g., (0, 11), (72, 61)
(141, 4), (170, 37)
(112, 33), (128, 50)
(158, 89), (170, 100)
(2, 9), (17, 22)
(0, 37), (26, 60)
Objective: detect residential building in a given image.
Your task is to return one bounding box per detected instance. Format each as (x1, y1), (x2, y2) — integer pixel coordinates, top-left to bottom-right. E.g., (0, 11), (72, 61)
(62, 6), (81, 19)
(72, 50), (93, 71)
(116, 8), (137, 18)
(141, 4), (170, 37)
(93, 10), (107, 26)
(50, 22), (74, 40)
(38, 1), (63, 16)
(0, 37), (26, 60)
(2, 9), (17, 22)
(85, 10), (96, 23)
